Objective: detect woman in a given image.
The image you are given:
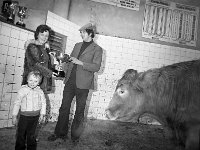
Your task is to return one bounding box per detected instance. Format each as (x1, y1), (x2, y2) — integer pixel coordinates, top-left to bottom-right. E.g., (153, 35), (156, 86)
(22, 24), (57, 93)
(21, 24), (59, 143)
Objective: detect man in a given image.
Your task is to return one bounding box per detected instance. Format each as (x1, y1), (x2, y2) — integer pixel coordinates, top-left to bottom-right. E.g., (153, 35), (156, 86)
(48, 23), (103, 144)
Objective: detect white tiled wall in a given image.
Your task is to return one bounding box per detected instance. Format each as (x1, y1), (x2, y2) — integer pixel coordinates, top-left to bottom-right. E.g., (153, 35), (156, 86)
(0, 21), (34, 128)
(46, 11), (200, 121)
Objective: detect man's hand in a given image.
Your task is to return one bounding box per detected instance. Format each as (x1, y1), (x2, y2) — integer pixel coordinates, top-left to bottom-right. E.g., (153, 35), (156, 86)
(70, 57), (83, 66)
(61, 54), (71, 63)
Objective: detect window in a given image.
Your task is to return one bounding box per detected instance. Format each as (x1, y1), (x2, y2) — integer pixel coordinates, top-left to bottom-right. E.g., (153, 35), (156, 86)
(142, 0), (199, 47)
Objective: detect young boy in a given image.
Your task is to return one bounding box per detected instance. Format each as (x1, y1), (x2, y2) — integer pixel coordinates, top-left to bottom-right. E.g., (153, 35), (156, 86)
(12, 70), (46, 150)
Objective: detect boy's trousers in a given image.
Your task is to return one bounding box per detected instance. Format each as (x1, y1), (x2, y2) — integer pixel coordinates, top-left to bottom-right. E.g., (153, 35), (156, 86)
(15, 114), (39, 150)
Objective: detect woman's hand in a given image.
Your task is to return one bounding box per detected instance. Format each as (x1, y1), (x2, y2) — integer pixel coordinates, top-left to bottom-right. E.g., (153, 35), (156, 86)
(52, 72), (58, 77)
(70, 57), (83, 66)
(45, 42), (50, 50)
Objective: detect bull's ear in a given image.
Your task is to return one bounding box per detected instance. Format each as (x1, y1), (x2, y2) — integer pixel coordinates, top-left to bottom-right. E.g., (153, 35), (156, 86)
(138, 72), (145, 80)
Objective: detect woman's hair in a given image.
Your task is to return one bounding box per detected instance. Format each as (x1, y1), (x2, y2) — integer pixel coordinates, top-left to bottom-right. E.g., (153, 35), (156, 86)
(85, 29), (95, 38)
(34, 24), (52, 40)
(27, 70), (43, 83)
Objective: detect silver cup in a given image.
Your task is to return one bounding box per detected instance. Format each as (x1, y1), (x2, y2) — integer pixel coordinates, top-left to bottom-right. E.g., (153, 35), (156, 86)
(49, 51), (66, 78)
(7, 1), (18, 23)
(16, 6), (28, 27)
(55, 52), (66, 78)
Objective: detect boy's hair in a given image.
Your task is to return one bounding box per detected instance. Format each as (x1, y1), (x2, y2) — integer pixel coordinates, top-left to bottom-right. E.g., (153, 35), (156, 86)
(27, 70), (42, 83)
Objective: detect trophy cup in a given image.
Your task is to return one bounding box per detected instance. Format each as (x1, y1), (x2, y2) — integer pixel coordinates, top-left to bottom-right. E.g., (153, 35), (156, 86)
(55, 52), (65, 78)
(16, 6), (28, 27)
(6, 1), (18, 23)
(49, 51), (71, 78)
(55, 51), (72, 78)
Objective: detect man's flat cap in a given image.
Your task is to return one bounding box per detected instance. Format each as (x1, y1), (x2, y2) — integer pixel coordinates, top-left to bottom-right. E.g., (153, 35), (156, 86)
(79, 23), (97, 34)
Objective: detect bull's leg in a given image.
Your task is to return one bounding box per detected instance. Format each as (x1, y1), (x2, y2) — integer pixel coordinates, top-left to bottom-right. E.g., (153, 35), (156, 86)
(185, 126), (199, 150)
(166, 120), (186, 148)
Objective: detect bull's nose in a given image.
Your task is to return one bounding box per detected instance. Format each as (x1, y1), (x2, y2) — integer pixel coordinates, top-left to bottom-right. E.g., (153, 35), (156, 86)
(106, 111), (119, 120)
(105, 109), (110, 119)
(106, 109), (114, 119)
(105, 109), (116, 120)
(106, 113), (110, 119)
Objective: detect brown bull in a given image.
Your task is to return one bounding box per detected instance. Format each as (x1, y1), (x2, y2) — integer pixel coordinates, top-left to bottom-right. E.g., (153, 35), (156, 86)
(106, 60), (200, 150)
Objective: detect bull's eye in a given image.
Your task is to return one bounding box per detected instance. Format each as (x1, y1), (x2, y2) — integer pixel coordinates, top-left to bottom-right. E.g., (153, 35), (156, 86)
(116, 86), (128, 97)
(120, 90), (124, 94)
(118, 90), (126, 96)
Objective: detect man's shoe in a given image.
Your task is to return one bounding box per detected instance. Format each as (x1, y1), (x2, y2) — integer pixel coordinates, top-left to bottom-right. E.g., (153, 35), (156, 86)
(60, 135), (68, 141)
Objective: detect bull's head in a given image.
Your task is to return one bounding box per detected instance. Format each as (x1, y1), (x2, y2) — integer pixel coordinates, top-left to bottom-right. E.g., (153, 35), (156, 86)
(106, 80), (145, 122)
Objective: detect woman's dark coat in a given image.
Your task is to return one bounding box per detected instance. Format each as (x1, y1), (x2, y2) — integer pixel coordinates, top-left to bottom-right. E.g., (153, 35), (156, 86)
(22, 43), (54, 93)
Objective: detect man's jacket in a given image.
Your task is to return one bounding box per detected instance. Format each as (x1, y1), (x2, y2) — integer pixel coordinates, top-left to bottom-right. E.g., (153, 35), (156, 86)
(63, 42), (103, 90)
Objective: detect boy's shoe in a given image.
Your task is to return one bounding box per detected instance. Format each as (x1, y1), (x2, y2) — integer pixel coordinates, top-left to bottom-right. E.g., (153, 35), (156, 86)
(48, 134), (68, 141)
